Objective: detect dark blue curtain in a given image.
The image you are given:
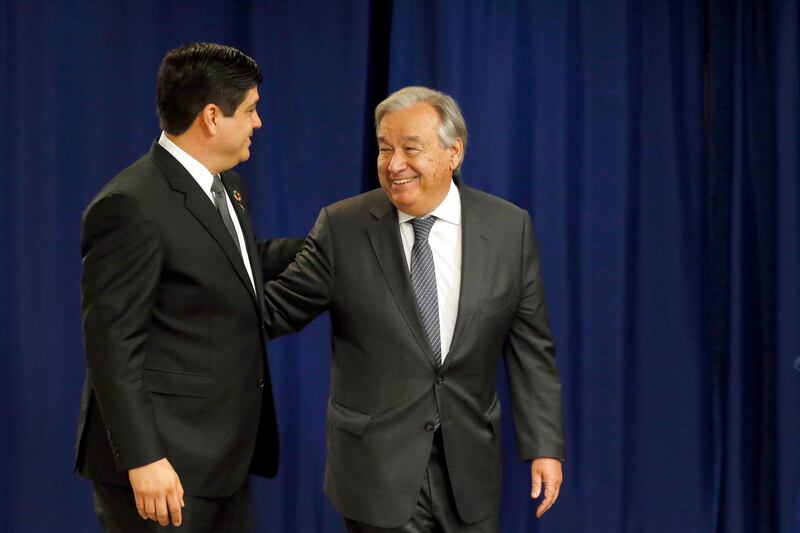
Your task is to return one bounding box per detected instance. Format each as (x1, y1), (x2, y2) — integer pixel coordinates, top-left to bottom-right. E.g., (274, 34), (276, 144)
(707, 1), (800, 532)
(1, 1), (797, 532)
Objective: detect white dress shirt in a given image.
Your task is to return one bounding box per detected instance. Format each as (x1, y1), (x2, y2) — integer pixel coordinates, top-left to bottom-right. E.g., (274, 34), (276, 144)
(397, 180), (462, 362)
(157, 132), (255, 292)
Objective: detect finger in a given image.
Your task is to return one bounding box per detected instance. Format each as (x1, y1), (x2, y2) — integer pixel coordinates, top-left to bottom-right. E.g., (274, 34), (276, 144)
(551, 485), (561, 509)
(145, 496), (157, 522)
(167, 489), (183, 527)
(177, 477), (185, 507)
(535, 484), (550, 517)
(134, 493), (147, 519)
(536, 481), (557, 518)
(531, 469), (542, 499)
(156, 495), (170, 526)
(536, 500), (547, 517)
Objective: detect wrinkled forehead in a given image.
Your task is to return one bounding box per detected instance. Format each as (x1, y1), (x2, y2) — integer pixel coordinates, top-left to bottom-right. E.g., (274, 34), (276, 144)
(376, 104), (441, 141)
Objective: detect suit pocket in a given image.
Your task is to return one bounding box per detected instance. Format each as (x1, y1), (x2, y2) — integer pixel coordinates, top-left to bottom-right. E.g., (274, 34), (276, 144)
(143, 368), (216, 399)
(327, 398), (373, 437)
(485, 393), (502, 435)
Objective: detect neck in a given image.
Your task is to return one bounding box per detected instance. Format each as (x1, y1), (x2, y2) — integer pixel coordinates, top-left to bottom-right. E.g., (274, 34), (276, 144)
(165, 131), (225, 175)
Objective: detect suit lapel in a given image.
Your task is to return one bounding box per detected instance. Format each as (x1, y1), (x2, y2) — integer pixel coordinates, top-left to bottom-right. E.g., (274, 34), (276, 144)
(366, 197), (438, 368)
(444, 181), (488, 369)
(151, 143), (257, 305)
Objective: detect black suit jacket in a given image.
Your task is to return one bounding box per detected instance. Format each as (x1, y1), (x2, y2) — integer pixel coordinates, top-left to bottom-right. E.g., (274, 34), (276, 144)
(264, 179), (564, 527)
(75, 142), (301, 497)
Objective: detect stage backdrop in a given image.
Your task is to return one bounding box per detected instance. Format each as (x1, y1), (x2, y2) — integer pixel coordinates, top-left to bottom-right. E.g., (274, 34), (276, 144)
(1, 1), (798, 532)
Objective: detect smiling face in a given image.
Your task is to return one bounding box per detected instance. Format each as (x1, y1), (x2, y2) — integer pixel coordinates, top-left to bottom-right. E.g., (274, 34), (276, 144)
(216, 86), (262, 169)
(376, 103), (463, 216)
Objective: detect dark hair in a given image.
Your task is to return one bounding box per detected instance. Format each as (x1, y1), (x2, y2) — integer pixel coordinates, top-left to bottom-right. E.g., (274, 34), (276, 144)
(156, 42), (263, 135)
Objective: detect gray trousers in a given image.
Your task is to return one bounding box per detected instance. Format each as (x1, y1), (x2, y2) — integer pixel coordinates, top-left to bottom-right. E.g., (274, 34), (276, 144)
(344, 430), (499, 533)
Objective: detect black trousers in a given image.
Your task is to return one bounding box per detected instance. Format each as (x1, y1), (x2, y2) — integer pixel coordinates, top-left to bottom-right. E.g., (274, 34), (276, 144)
(344, 430), (499, 533)
(92, 478), (253, 532)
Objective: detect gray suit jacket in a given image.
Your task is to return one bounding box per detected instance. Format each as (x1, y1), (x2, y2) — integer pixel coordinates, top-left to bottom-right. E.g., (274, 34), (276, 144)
(265, 179), (563, 527)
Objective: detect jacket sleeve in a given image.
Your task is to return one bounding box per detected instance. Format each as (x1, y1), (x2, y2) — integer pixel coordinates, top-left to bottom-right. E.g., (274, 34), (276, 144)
(258, 237), (305, 281)
(262, 207), (335, 338)
(503, 210), (565, 461)
(81, 193), (165, 471)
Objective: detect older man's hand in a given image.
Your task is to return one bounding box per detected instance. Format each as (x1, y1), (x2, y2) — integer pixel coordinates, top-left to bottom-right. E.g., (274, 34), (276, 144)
(531, 457), (562, 518)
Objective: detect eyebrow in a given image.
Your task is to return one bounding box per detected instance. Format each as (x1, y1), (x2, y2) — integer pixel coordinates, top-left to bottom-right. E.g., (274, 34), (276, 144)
(376, 135), (423, 143)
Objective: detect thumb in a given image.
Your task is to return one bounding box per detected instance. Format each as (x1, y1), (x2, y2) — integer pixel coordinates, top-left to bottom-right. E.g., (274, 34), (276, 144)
(531, 468), (542, 499)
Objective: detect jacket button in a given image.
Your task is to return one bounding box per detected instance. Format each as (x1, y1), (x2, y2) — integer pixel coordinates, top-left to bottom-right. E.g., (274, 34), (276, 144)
(424, 422), (435, 432)
(256, 378), (265, 389)
(436, 376), (445, 385)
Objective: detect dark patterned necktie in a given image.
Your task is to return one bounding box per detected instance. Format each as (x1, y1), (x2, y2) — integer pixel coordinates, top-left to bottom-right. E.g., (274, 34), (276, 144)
(210, 175), (241, 254)
(410, 216), (442, 368)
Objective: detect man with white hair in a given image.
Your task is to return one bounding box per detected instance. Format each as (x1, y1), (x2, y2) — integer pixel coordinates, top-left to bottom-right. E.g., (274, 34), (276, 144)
(265, 86), (564, 532)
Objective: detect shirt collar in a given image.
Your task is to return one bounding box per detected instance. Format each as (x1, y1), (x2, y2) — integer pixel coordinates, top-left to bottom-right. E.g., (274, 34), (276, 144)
(158, 131), (216, 194)
(397, 179), (461, 226)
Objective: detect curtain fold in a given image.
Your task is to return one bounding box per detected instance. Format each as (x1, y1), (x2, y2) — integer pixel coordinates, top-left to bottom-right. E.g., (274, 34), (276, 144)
(707, 1), (800, 532)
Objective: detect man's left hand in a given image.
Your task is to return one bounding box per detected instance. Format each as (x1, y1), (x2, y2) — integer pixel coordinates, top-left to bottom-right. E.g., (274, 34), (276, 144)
(531, 457), (562, 518)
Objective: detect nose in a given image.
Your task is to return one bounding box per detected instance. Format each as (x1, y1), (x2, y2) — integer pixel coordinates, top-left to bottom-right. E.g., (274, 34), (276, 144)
(387, 151), (407, 175)
(252, 110), (262, 129)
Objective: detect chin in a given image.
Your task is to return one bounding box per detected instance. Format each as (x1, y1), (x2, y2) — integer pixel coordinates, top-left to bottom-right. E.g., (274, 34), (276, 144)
(386, 190), (408, 205)
(393, 199), (422, 215)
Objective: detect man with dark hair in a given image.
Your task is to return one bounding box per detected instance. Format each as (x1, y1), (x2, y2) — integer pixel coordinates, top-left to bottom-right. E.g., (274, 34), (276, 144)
(264, 86), (564, 532)
(75, 42), (300, 531)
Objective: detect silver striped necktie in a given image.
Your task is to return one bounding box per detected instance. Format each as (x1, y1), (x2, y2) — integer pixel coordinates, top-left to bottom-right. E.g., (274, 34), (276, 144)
(410, 216), (442, 368)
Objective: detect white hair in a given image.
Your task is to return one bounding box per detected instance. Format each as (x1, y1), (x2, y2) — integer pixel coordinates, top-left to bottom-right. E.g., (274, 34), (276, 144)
(375, 86), (468, 175)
